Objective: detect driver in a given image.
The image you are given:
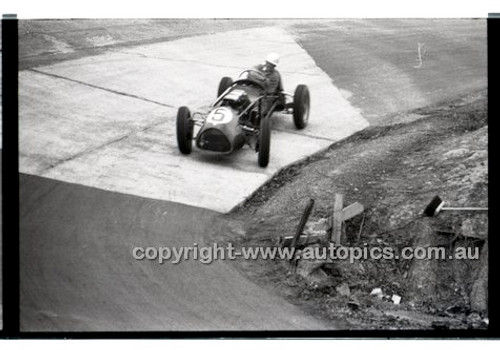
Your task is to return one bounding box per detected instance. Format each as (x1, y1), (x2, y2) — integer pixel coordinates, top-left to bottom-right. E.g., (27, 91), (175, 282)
(252, 53), (283, 94)
(245, 53), (285, 118)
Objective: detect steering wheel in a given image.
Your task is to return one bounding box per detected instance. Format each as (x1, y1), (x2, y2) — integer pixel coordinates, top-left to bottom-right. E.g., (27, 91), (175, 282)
(239, 69), (266, 80)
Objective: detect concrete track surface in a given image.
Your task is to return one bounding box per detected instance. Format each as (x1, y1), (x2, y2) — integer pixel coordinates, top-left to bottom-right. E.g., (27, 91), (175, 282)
(19, 26), (367, 213)
(19, 20), (487, 331)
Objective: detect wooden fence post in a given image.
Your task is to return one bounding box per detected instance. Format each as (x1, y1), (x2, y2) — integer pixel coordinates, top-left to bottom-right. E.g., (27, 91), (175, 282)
(289, 198), (315, 260)
(331, 193), (344, 244)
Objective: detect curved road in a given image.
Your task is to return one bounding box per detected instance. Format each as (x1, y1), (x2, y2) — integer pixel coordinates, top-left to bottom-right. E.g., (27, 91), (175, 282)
(21, 175), (328, 331)
(19, 19), (486, 331)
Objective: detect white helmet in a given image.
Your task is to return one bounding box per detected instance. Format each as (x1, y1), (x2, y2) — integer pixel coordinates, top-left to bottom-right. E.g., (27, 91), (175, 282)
(265, 52), (280, 67)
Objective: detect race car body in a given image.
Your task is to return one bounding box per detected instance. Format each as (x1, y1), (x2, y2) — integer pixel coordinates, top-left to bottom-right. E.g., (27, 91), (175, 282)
(176, 70), (310, 167)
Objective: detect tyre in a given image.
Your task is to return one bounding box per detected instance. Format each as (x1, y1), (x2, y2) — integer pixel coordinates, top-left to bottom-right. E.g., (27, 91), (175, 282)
(176, 106), (194, 154)
(217, 77), (233, 98)
(293, 84), (310, 129)
(258, 116), (271, 168)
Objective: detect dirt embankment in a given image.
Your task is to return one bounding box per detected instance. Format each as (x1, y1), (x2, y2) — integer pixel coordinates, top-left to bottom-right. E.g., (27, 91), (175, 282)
(219, 90), (488, 330)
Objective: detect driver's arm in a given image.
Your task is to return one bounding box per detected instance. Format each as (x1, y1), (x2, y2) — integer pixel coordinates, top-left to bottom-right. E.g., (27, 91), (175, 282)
(250, 65), (268, 84)
(276, 71), (283, 92)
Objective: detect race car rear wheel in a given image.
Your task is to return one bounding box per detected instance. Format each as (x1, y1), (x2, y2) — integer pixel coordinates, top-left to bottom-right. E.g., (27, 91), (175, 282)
(176, 106), (194, 154)
(293, 84), (310, 129)
(258, 117), (271, 168)
(218, 77), (233, 97)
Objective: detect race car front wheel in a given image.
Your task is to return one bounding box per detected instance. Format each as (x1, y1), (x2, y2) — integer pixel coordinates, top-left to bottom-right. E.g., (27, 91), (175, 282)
(176, 106), (194, 154)
(293, 84), (310, 129)
(258, 116), (271, 168)
(218, 77), (233, 98)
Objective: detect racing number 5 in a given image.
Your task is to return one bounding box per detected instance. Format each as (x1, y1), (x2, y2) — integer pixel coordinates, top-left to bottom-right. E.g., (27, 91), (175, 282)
(212, 109), (226, 122)
(209, 108), (231, 124)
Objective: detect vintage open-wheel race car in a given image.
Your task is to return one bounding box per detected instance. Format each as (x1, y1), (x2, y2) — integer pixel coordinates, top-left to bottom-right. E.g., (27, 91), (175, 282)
(176, 70), (310, 167)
